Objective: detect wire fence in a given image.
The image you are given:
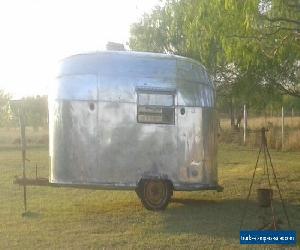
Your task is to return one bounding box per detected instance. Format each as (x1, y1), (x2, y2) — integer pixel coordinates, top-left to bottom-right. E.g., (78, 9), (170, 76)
(218, 106), (300, 151)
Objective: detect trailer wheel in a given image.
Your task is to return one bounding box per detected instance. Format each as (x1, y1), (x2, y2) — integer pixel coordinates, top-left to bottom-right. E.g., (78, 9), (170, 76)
(138, 179), (172, 211)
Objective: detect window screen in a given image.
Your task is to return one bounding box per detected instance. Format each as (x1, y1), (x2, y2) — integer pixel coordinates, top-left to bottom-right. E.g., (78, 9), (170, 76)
(137, 91), (175, 125)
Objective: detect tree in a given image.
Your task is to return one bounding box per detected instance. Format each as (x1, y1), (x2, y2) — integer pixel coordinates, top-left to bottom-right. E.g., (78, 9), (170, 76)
(0, 90), (12, 127)
(227, 0), (300, 97)
(22, 95), (48, 130)
(3, 94), (48, 129)
(129, 0), (300, 125)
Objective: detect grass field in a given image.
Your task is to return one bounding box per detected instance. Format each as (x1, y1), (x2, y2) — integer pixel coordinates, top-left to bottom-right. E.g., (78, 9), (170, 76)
(0, 144), (299, 249)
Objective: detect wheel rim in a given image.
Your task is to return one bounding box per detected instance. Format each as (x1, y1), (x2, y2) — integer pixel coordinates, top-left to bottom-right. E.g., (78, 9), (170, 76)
(144, 180), (166, 206)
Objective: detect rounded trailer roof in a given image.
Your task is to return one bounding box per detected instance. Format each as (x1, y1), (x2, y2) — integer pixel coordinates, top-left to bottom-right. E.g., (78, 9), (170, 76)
(61, 50), (202, 67)
(53, 51), (214, 107)
(57, 50), (212, 87)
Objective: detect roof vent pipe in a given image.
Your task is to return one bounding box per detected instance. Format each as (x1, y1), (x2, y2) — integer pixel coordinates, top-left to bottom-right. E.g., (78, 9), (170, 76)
(106, 42), (125, 51)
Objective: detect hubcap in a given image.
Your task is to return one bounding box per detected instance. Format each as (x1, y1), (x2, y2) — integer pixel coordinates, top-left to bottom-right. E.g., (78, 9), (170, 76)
(145, 180), (166, 206)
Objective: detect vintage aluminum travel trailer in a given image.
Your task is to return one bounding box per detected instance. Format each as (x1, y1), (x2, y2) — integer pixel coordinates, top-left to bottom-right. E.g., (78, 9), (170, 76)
(48, 51), (221, 210)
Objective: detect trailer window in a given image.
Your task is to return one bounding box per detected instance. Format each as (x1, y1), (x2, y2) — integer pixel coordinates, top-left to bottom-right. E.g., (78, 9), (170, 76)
(137, 92), (175, 124)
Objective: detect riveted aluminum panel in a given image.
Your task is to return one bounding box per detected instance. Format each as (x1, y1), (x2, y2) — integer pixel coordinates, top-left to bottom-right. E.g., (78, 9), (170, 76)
(96, 101), (178, 184)
(51, 74), (98, 101)
(50, 100), (98, 183)
(49, 51), (218, 190)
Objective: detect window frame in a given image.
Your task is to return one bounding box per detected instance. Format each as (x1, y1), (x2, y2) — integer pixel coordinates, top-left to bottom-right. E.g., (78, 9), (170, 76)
(136, 88), (176, 125)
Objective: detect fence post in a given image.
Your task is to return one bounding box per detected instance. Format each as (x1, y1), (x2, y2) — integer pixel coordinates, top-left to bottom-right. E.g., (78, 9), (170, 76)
(243, 104), (247, 145)
(281, 106), (284, 151)
(19, 104), (27, 213)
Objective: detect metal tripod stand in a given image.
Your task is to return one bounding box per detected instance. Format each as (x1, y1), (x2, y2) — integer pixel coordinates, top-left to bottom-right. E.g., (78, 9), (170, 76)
(240, 127), (291, 230)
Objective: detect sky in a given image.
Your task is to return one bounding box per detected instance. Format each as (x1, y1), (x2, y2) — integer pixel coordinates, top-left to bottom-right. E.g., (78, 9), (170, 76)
(0, 0), (159, 98)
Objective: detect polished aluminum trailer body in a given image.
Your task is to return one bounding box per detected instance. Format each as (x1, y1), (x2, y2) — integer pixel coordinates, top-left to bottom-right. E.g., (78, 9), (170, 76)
(49, 51), (218, 191)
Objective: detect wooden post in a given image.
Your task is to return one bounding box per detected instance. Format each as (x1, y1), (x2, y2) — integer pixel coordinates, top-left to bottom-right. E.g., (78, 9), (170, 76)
(19, 105), (27, 213)
(281, 106), (284, 151)
(243, 104), (247, 145)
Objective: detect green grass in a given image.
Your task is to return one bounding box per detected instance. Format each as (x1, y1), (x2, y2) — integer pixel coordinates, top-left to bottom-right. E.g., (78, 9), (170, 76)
(0, 144), (299, 249)
(0, 127), (48, 148)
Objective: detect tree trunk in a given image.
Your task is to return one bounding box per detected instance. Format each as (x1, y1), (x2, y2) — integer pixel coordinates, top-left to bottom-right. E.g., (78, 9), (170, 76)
(230, 99), (235, 129)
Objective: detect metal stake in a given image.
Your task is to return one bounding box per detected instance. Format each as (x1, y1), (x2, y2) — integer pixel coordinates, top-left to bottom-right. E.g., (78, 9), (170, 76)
(19, 105), (27, 213)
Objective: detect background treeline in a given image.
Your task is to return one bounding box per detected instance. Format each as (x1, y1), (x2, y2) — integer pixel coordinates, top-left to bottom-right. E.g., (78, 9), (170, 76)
(129, 0), (300, 128)
(0, 90), (48, 130)
(1, 0), (299, 150)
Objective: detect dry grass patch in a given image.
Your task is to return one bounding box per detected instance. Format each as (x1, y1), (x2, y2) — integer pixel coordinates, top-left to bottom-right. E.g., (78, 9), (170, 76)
(0, 144), (299, 249)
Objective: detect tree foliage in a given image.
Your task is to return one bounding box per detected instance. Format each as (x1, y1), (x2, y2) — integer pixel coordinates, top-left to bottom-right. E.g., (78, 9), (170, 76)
(0, 90), (11, 127)
(21, 96), (48, 129)
(0, 91), (48, 129)
(129, 0), (300, 118)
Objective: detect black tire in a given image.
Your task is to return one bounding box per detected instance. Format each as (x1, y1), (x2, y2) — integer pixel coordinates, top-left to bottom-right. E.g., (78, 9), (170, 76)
(137, 179), (172, 211)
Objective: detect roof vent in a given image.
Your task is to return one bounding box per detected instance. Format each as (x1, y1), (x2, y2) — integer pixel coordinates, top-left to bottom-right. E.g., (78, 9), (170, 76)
(106, 42), (125, 51)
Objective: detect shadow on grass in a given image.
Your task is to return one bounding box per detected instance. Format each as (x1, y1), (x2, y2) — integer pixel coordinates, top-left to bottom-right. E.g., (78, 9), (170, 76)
(21, 211), (41, 219)
(162, 198), (298, 239)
